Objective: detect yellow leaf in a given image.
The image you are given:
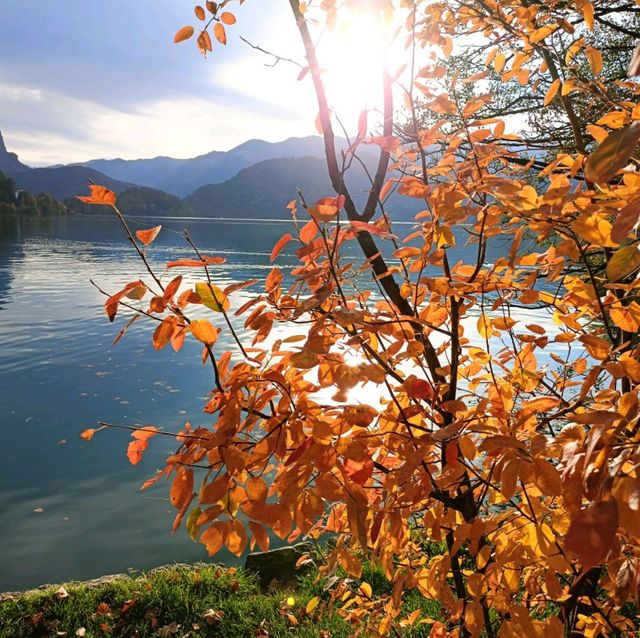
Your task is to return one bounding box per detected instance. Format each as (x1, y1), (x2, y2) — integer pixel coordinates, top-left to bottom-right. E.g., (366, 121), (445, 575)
(305, 596), (320, 613)
(529, 24), (558, 44)
(607, 244), (640, 281)
(610, 302), (640, 332)
(195, 282), (230, 312)
(494, 52), (506, 73)
(190, 319), (219, 345)
(477, 315), (493, 339)
(359, 582), (372, 598)
(572, 215), (615, 247)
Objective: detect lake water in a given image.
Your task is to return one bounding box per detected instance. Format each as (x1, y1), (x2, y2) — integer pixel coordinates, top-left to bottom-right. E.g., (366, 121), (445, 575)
(0, 213), (554, 591)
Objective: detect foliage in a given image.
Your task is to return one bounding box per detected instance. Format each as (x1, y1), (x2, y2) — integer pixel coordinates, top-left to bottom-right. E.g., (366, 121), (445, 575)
(83, 1), (640, 636)
(398, 0), (639, 161)
(0, 170), (16, 204)
(0, 170), (69, 215)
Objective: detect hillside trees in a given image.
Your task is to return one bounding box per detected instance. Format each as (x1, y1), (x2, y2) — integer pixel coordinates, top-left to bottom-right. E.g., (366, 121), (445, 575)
(84, 1), (640, 636)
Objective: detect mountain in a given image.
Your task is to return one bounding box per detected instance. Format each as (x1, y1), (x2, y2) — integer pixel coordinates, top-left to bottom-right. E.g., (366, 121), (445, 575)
(184, 156), (331, 218)
(10, 166), (134, 201)
(0, 131), (29, 174)
(67, 185), (188, 217)
(184, 155), (419, 220)
(0, 130), (134, 200)
(76, 136), (356, 198)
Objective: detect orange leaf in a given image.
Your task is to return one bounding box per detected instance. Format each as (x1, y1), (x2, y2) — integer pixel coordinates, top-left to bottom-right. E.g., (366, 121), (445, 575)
(544, 79), (561, 107)
(248, 521), (270, 552)
(214, 22), (227, 45)
(105, 280), (146, 322)
(76, 184), (116, 206)
(533, 458), (562, 496)
(174, 26), (195, 43)
(194, 5), (206, 20)
(153, 316), (178, 351)
(166, 256), (226, 268)
(197, 30), (212, 53)
(80, 428), (96, 441)
(220, 11), (236, 25)
(226, 519), (248, 556)
(299, 219), (318, 243)
(201, 521), (227, 555)
(170, 467), (194, 510)
(126, 427), (157, 465)
(270, 233), (293, 262)
(135, 225), (161, 246)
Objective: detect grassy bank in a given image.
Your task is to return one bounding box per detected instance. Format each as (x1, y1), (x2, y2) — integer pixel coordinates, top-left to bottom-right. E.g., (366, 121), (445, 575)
(0, 564), (351, 638)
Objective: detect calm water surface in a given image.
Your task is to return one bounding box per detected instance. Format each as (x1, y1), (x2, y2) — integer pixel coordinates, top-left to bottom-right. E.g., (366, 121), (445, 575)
(0, 214), (305, 590)
(0, 214), (557, 591)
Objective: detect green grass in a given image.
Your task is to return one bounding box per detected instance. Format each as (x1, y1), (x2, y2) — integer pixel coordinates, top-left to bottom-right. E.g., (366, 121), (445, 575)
(0, 564), (351, 638)
(0, 560), (447, 637)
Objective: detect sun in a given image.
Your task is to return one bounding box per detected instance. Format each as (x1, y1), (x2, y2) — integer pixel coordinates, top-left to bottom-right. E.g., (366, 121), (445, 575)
(315, 7), (395, 136)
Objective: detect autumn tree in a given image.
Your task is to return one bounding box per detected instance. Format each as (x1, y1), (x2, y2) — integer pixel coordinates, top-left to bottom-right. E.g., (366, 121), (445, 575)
(83, 1), (640, 636)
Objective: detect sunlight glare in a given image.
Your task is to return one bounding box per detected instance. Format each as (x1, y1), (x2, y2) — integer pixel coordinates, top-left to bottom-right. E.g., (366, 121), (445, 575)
(317, 8), (391, 134)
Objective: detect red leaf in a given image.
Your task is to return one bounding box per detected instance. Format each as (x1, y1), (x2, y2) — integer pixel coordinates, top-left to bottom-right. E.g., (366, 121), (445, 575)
(344, 459), (373, 485)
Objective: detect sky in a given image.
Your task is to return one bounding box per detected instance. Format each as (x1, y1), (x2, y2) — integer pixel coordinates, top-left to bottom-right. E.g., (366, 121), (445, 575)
(0, 1), (323, 166)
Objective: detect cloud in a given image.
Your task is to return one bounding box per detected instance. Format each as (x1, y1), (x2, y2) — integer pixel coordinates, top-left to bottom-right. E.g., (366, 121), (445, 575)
(0, 77), (317, 166)
(0, 1), (323, 165)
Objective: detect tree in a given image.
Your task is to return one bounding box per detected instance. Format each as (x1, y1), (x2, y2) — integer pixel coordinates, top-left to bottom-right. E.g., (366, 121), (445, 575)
(84, 1), (640, 636)
(0, 170), (16, 204)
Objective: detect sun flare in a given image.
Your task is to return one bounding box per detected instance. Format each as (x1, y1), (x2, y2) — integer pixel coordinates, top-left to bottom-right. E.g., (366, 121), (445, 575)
(316, 8), (394, 133)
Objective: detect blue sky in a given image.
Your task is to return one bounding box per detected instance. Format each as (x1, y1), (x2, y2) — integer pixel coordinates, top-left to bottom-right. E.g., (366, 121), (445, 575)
(0, 1), (318, 165)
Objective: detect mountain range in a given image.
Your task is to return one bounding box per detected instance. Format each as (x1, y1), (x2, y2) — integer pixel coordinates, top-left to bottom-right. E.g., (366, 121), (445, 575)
(0, 130), (417, 220)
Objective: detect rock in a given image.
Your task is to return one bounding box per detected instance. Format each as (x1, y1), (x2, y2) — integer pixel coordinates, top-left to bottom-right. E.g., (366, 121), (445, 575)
(244, 543), (313, 590)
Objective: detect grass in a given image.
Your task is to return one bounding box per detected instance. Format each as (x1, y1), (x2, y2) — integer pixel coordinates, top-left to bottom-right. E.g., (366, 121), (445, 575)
(0, 560), (446, 637)
(0, 564), (351, 638)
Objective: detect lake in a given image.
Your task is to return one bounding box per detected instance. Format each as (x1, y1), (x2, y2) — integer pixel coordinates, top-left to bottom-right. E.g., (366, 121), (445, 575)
(0, 213), (554, 591)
